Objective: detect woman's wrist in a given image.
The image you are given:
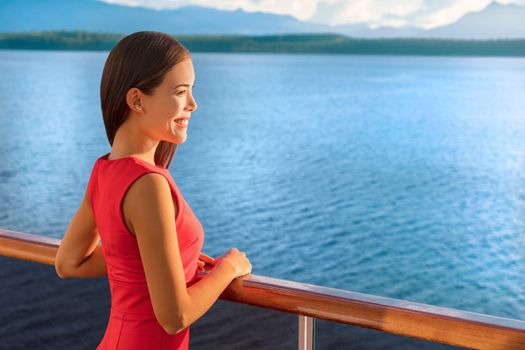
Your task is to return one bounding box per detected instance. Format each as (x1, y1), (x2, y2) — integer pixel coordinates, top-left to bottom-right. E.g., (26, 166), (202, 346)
(215, 258), (237, 279)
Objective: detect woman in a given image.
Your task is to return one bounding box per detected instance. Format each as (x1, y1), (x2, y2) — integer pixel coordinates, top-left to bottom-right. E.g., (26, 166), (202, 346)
(54, 31), (252, 349)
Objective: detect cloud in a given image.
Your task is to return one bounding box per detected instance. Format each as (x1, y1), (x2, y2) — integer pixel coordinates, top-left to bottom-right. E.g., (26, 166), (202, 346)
(309, 0), (422, 27)
(101, 0), (318, 19)
(99, 0), (525, 29)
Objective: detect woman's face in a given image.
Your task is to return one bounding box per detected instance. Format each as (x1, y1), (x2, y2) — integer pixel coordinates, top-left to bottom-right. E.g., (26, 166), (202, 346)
(137, 58), (197, 144)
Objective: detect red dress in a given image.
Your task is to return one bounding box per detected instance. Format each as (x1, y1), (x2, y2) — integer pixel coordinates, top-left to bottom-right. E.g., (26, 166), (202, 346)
(87, 152), (204, 350)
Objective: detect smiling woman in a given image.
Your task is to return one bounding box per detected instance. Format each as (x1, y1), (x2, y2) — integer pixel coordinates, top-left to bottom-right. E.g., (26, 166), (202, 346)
(53, 31), (252, 350)
(110, 58), (198, 149)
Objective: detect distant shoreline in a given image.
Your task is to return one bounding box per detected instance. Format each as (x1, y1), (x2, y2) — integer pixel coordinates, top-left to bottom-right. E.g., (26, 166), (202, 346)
(1, 30), (524, 57)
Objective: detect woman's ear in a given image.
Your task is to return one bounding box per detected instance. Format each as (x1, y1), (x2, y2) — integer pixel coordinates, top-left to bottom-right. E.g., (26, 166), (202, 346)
(126, 87), (144, 113)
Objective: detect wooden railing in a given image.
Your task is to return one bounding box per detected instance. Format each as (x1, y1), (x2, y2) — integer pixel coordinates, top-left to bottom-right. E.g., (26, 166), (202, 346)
(2, 228), (525, 349)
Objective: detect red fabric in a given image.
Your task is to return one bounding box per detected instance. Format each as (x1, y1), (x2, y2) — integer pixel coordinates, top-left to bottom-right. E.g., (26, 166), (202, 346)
(88, 152), (204, 350)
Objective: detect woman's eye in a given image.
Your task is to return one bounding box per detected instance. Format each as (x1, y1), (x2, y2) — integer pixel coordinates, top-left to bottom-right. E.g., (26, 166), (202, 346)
(176, 90), (186, 96)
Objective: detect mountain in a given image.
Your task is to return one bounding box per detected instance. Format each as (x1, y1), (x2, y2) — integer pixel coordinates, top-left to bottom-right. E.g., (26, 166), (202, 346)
(424, 3), (525, 39)
(0, 0), (333, 35)
(328, 23), (423, 39)
(0, 0), (524, 39)
(327, 3), (525, 39)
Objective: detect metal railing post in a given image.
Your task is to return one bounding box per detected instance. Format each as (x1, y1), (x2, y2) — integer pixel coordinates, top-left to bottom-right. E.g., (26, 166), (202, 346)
(298, 315), (315, 350)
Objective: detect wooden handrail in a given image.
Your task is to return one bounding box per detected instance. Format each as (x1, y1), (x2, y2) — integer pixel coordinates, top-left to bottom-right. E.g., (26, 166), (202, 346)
(2, 228), (525, 349)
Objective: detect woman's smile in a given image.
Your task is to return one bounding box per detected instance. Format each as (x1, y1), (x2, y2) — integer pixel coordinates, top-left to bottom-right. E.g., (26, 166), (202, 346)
(173, 119), (189, 129)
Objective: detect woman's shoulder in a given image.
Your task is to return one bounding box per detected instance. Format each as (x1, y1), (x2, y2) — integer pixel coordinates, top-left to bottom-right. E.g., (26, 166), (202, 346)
(121, 172), (178, 235)
(129, 172), (172, 197)
(92, 153), (179, 208)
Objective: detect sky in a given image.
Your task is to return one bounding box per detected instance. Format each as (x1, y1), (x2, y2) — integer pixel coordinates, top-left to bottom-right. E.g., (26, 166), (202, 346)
(101, 0), (525, 29)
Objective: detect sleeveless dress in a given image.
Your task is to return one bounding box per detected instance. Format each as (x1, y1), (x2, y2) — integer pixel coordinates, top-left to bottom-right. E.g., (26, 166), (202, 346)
(87, 152), (205, 350)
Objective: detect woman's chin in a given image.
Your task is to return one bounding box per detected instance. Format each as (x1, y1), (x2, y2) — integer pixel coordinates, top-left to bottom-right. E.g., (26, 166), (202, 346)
(166, 128), (187, 144)
(170, 134), (187, 144)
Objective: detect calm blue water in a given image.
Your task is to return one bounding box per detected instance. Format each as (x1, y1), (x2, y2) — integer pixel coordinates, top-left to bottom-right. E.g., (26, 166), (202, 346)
(1, 49), (524, 321)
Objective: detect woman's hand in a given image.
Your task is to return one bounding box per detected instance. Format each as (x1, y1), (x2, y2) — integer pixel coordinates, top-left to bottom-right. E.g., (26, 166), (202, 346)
(197, 252), (216, 272)
(215, 248), (252, 278)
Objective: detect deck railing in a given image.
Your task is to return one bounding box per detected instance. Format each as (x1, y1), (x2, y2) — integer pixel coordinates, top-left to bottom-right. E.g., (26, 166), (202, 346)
(2, 228), (525, 349)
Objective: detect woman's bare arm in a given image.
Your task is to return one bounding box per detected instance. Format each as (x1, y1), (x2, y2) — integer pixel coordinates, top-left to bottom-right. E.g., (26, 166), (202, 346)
(55, 189), (107, 278)
(57, 243), (107, 278)
(124, 173), (237, 334)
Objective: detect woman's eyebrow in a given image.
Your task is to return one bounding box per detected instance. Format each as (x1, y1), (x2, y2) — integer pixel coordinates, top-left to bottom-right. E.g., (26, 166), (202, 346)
(174, 82), (195, 89)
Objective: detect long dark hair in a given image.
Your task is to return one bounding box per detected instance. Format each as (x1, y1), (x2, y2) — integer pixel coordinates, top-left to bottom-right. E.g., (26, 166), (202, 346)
(100, 31), (191, 169)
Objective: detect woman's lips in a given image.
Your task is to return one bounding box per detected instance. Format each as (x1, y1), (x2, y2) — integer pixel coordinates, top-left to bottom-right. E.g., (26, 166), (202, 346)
(173, 119), (188, 129)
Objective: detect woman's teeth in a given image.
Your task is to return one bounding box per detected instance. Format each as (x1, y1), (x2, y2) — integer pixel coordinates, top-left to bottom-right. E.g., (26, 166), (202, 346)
(174, 119), (188, 127)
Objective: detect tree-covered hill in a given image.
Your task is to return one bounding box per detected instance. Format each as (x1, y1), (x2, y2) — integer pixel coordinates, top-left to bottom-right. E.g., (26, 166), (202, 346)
(0, 31), (524, 57)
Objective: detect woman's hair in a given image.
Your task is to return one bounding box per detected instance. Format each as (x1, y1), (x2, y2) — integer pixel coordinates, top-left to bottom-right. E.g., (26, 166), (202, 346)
(100, 31), (191, 169)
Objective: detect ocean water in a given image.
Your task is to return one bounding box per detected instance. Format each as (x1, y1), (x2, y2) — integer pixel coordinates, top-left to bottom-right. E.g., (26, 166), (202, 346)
(1, 49), (524, 322)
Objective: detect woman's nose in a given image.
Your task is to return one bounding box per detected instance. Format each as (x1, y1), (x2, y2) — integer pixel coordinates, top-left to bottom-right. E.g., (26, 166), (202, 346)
(188, 95), (197, 112)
